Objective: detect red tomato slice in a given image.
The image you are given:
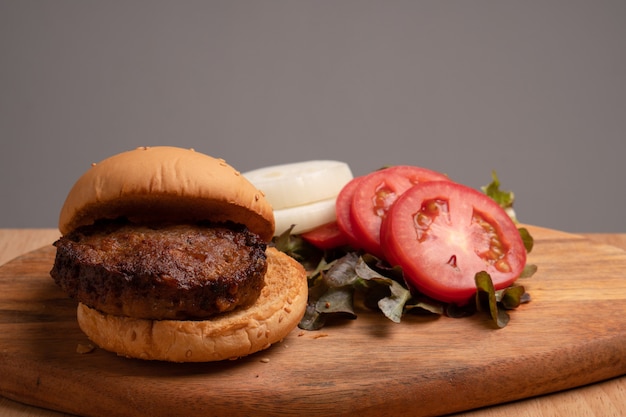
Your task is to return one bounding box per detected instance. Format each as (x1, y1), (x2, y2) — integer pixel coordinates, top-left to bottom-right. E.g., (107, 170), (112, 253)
(335, 176), (364, 249)
(349, 166), (451, 258)
(301, 221), (349, 250)
(380, 181), (526, 305)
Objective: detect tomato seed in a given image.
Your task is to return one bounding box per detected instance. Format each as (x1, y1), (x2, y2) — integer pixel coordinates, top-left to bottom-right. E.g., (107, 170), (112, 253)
(495, 259), (512, 273)
(425, 201), (439, 214)
(490, 244), (503, 257)
(414, 212), (432, 228)
(372, 186), (396, 217)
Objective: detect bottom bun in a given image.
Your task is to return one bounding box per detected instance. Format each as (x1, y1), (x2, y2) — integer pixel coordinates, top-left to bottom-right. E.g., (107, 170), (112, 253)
(77, 247), (308, 362)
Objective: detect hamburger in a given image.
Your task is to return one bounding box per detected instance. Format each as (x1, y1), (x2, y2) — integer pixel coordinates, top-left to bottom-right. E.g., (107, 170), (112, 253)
(49, 146), (308, 362)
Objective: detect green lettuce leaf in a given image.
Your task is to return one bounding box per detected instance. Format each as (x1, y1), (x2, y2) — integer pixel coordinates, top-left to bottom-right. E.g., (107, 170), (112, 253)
(475, 271), (511, 328)
(482, 171), (518, 223)
(354, 257), (411, 323)
(518, 227), (534, 253)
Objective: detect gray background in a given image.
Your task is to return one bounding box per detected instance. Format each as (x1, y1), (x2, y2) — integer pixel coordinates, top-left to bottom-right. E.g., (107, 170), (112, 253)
(1, 1), (625, 233)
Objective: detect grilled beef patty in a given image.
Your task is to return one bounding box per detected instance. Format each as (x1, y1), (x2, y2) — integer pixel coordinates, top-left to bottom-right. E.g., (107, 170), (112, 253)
(50, 220), (267, 320)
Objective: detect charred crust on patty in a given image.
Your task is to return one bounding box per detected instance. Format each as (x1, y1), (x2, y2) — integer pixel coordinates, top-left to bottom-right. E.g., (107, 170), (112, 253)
(50, 219), (267, 320)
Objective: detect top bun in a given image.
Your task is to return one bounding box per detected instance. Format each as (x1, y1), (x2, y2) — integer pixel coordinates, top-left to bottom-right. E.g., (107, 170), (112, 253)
(58, 146), (275, 241)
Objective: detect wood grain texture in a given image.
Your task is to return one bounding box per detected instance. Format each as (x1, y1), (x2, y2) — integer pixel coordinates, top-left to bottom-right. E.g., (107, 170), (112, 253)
(0, 226), (625, 417)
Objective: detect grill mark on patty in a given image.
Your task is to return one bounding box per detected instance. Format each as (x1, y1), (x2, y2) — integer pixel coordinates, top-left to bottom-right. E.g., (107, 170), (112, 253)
(50, 220), (267, 320)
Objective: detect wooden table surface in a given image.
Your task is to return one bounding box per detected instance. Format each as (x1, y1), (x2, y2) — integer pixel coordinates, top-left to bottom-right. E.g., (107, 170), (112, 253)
(0, 228), (624, 417)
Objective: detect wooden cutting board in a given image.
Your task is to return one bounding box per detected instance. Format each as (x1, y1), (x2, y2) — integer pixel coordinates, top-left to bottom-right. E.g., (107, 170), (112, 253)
(0, 225), (625, 417)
